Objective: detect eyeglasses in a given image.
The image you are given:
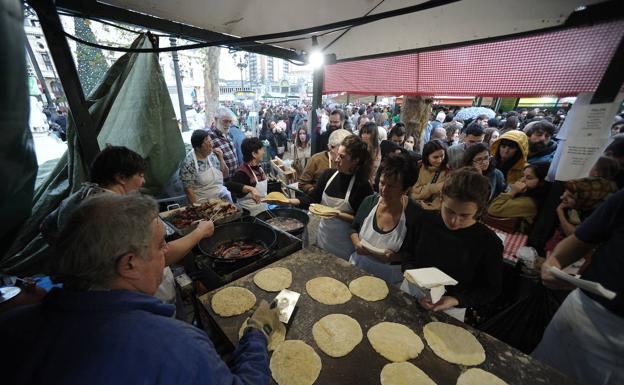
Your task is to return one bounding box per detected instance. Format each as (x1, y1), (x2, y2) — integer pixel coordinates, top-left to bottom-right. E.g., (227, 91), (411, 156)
(472, 156), (491, 164)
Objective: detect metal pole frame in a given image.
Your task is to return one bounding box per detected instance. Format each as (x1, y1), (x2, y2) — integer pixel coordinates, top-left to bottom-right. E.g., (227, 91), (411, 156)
(169, 37), (189, 132)
(310, 67), (324, 154)
(590, 34), (624, 104)
(28, 0), (100, 165)
(24, 38), (55, 107)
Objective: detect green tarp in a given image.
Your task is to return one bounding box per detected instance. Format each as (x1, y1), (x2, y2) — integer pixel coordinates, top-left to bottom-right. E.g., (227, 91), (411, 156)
(0, 0), (38, 260)
(1, 32), (185, 275)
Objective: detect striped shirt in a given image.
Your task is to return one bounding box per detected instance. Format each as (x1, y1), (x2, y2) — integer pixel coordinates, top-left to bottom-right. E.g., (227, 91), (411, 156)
(206, 127), (239, 177)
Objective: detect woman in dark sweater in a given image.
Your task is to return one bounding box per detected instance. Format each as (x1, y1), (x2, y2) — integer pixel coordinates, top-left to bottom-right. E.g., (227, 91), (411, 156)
(288, 135), (373, 259)
(404, 167), (503, 319)
(350, 153), (421, 286)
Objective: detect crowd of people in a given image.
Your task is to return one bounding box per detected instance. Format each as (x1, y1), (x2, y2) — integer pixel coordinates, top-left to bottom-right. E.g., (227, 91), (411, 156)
(3, 98), (623, 385)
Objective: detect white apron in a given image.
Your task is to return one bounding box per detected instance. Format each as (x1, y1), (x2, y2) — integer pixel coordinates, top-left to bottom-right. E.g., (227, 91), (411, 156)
(154, 267), (176, 304)
(349, 197), (406, 287)
(192, 151), (231, 202)
(532, 289), (624, 385)
(316, 171), (355, 259)
(237, 163), (268, 216)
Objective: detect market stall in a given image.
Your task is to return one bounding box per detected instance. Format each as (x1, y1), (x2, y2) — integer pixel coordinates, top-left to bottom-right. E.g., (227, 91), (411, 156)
(198, 246), (576, 385)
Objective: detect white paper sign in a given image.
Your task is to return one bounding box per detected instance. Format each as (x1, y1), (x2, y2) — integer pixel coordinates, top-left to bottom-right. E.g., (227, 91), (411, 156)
(548, 92), (624, 181)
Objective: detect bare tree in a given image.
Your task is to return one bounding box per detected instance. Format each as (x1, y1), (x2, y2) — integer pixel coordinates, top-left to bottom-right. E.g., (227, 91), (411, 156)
(202, 47), (220, 127)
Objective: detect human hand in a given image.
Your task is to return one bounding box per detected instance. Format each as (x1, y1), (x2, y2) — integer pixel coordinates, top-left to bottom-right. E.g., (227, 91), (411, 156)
(245, 186), (262, 203)
(246, 300), (281, 339)
(510, 181), (527, 196)
(419, 296), (459, 312)
(383, 249), (398, 263)
(213, 147), (224, 159)
(354, 240), (370, 257)
(540, 260), (575, 290)
(195, 220), (215, 238)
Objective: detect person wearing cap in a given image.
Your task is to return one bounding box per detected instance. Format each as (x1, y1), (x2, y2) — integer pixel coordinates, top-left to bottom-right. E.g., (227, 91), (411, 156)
(1, 193), (280, 385)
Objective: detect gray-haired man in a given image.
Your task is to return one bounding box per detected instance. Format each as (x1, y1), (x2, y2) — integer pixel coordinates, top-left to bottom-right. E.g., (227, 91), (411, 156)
(0, 193), (279, 385)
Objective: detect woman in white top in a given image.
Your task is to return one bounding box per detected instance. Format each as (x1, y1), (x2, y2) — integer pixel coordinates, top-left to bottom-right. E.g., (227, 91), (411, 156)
(180, 130), (231, 204)
(349, 153), (420, 286)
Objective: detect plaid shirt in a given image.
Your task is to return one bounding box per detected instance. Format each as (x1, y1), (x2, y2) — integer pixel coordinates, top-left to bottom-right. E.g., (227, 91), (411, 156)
(206, 127), (239, 177)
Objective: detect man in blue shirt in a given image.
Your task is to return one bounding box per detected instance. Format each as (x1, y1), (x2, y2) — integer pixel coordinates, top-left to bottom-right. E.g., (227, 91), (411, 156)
(0, 193), (280, 385)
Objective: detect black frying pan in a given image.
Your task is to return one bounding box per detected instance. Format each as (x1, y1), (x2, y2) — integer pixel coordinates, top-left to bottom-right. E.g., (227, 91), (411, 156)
(256, 207), (310, 236)
(198, 222), (277, 262)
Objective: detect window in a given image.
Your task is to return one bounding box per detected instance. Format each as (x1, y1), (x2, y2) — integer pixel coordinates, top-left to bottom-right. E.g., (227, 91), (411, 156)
(41, 53), (54, 71)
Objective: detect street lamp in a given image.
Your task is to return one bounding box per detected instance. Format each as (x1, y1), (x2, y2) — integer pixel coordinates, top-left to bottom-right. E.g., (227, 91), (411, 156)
(231, 52), (249, 94)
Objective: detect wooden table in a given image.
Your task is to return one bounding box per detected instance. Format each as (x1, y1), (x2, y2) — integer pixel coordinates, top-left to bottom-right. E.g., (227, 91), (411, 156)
(198, 246), (577, 385)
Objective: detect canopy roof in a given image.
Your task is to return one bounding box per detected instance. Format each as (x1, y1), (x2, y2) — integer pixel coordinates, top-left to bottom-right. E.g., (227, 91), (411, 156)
(57, 0), (617, 62)
(323, 20), (624, 96)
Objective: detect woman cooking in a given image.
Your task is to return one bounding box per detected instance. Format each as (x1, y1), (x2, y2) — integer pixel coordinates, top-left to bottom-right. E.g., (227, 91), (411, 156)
(42, 146), (214, 313)
(350, 153), (420, 286)
(231, 137), (269, 216)
(180, 130), (231, 204)
(287, 135), (373, 259)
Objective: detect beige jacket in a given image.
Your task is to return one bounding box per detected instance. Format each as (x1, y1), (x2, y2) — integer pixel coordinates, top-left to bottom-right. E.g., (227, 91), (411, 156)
(298, 151), (331, 193)
(410, 165), (449, 210)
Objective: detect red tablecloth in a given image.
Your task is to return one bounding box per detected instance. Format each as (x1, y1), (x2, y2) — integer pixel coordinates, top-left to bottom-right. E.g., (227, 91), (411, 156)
(486, 226), (528, 263)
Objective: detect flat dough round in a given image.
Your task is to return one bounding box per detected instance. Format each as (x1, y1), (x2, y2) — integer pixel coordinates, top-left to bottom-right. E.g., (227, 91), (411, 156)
(306, 277), (352, 305)
(367, 322), (424, 362)
(312, 314), (363, 357)
(211, 286), (256, 317)
(349, 276), (389, 301)
(238, 317), (286, 351)
(270, 340), (322, 385)
(423, 322), (485, 366)
(381, 362), (437, 385)
(253, 267), (292, 292)
(457, 368), (508, 385)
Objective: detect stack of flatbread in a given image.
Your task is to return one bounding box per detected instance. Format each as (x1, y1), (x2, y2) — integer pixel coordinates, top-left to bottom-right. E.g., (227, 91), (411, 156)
(309, 203), (340, 218)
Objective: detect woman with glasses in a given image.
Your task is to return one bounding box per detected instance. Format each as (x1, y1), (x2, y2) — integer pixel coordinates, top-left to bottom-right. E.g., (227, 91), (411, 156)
(461, 143), (506, 201)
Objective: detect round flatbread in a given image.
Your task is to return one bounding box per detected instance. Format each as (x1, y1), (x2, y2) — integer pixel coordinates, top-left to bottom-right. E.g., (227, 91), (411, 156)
(211, 286), (256, 317)
(253, 267), (292, 292)
(238, 317), (286, 351)
(349, 276), (389, 301)
(306, 277), (352, 305)
(270, 340), (322, 385)
(456, 368), (508, 385)
(380, 362), (437, 385)
(367, 322), (424, 362)
(312, 314), (363, 357)
(263, 191), (290, 203)
(423, 322), (485, 366)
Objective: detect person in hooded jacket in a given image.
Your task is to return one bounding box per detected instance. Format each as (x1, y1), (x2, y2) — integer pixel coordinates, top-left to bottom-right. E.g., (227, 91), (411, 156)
(490, 130), (529, 184)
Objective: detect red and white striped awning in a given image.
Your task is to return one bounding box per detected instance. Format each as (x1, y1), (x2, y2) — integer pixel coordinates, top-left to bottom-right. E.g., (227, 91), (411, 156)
(323, 21), (624, 97)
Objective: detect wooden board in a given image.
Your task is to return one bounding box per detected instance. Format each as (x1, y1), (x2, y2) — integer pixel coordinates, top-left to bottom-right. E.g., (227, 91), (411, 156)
(198, 246), (578, 385)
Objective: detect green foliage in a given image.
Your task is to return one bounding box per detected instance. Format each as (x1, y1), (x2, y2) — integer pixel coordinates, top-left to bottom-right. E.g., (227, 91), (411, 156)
(74, 18), (110, 96)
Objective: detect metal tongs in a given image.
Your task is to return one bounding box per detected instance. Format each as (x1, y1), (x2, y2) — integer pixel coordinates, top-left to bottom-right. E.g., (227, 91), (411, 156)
(270, 289), (300, 324)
